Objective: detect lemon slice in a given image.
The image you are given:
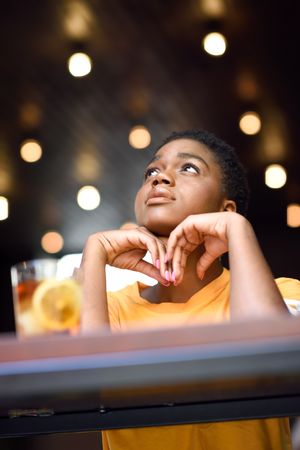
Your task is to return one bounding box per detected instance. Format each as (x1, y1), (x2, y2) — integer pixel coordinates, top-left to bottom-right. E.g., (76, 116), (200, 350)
(32, 278), (81, 331)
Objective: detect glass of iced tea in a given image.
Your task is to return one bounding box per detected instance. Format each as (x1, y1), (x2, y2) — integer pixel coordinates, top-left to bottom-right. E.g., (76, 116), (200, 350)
(11, 258), (82, 337)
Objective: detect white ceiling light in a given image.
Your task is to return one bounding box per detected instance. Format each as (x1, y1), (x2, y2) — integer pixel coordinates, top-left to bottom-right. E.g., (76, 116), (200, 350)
(265, 164), (287, 189)
(77, 185), (101, 210)
(0, 196), (8, 220)
(203, 32), (227, 56)
(68, 52), (92, 77)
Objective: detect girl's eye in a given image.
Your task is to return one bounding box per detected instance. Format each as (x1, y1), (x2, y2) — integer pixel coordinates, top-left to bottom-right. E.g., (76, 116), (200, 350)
(182, 163), (199, 174)
(144, 167), (159, 179)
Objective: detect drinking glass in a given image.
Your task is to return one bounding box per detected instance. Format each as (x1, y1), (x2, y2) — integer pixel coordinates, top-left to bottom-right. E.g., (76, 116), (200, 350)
(11, 258), (82, 337)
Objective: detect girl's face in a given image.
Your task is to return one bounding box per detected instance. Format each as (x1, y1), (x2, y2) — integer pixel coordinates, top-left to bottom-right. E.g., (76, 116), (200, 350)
(134, 138), (234, 236)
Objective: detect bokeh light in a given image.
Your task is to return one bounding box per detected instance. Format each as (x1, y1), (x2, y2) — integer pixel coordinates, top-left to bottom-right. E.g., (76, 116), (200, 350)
(201, 0), (225, 18)
(287, 203), (300, 228)
(0, 169), (11, 193)
(203, 32), (227, 56)
(41, 231), (64, 254)
(20, 139), (43, 163)
(68, 52), (92, 77)
(265, 164), (287, 189)
(74, 151), (100, 182)
(236, 72), (259, 101)
(19, 102), (43, 129)
(0, 196), (8, 220)
(77, 185), (101, 210)
(63, 1), (92, 40)
(128, 125), (151, 149)
(239, 111), (261, 135)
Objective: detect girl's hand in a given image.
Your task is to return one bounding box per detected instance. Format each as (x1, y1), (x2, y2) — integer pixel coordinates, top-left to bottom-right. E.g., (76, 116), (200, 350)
(166, 212), (244, 284)
(83, 227), (170, 286)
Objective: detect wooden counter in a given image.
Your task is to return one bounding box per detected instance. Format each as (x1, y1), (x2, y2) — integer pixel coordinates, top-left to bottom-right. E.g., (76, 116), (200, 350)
(0, 315), (300, 437)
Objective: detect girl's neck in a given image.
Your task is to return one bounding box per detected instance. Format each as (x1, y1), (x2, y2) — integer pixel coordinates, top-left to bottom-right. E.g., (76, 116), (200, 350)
(141, 249), (224, 304)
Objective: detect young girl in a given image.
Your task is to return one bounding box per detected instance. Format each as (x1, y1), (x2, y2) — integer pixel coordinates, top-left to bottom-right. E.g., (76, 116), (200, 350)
(79, 129), (300, 450)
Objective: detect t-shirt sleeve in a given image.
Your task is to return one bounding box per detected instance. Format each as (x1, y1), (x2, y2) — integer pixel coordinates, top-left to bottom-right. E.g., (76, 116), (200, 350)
(276, 277), (300, 315)
(101, 431), (109, 450)
(107, 291), (122, 331)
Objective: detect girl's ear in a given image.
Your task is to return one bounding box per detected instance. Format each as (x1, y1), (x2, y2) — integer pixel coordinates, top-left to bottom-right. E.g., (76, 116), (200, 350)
(222, 199), (237, 212)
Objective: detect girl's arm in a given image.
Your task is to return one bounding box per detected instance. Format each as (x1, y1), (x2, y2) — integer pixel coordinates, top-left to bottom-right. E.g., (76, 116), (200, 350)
(166, 212), (289, 319)
(79, 228), (169, 333)
(78, 236), (110, 333)
(226, 214), (289, 319)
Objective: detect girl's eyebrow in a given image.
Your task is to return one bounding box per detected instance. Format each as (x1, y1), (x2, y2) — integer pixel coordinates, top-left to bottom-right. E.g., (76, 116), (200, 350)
(147, 152), (209, 169)
(177, 152), (210, 169)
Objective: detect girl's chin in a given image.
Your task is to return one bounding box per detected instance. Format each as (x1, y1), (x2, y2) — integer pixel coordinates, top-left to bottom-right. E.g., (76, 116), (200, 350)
(141, 221), (177, 237)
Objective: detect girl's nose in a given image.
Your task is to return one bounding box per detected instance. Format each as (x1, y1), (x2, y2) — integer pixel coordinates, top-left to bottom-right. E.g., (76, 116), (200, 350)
(152, 171), (175, 186)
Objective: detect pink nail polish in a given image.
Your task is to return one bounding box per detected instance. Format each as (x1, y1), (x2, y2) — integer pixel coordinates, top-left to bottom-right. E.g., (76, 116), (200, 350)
(155, 259), (160, 269)
(171, 271), (176, 282)
(165, 270), (170, 281)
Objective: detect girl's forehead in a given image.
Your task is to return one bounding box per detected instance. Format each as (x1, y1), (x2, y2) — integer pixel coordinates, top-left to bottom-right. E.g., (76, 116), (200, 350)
(153, 139), (217, 165)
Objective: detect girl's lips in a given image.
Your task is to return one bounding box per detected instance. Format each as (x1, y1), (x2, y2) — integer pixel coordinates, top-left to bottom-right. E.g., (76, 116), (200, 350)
(146, 196), (174, 205)
(146, 187), (175, 205)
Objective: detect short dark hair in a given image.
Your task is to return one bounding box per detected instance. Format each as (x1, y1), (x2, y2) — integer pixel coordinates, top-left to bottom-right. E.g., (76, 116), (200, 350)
(156, 129), (250, 216)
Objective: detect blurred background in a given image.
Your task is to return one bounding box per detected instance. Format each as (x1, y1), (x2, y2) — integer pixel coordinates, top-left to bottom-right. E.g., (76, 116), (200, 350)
(0, 0), (299, 335)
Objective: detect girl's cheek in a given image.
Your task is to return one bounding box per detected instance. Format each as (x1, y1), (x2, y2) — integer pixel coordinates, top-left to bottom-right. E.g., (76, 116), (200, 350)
(134, 191), (141, 212)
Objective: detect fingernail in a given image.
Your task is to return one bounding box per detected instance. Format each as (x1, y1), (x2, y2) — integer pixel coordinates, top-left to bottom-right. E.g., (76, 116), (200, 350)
(155, 259), (160, 269)
(200, 273), (204, 280)
(165, 270), (170, 281)
(171, 271), (176, 282)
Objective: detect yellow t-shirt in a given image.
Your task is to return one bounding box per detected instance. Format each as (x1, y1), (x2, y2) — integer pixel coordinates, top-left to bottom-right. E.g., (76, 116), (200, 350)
(103, 269), (300, 450)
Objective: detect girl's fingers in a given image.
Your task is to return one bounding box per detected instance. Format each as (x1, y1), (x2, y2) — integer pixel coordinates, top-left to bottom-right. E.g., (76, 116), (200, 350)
(196, 250), (215, 279)
(170, 235), (199, 285)
(138, 228), (168, 282)
(157, 239), (168, 281)
(139, 235), (159, 266)
(135, 260), (170, 286)
(167, 230), (187, 284)
(166, 220), (202, 262)
(171, 245), (183, 285)
(178, 250), (189, 284)
(166, 225), (184, 261)
(172, 246), (191, 286)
